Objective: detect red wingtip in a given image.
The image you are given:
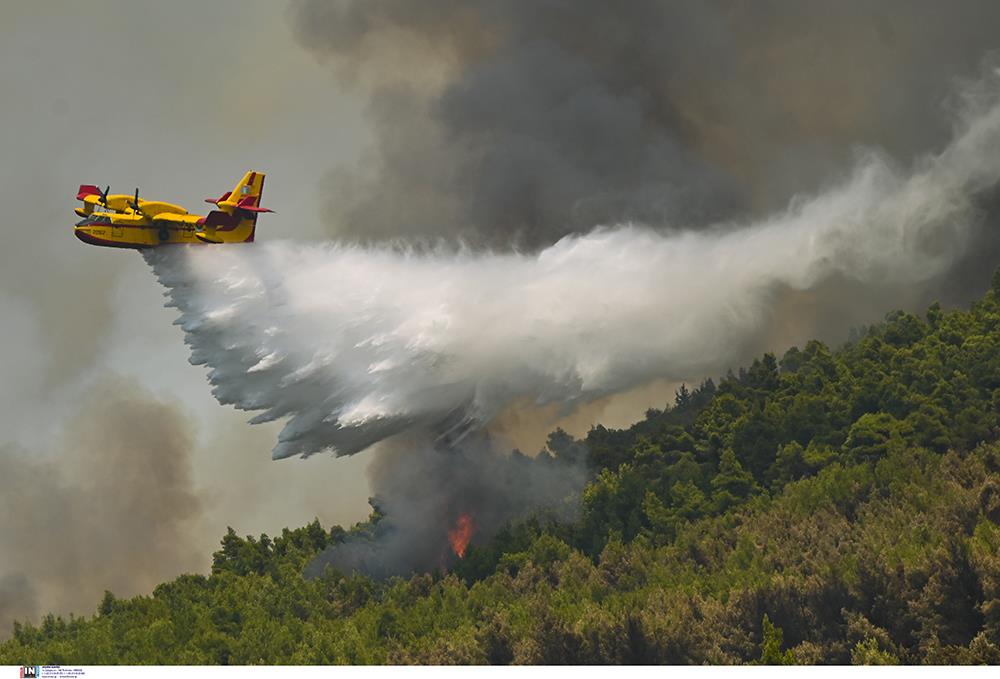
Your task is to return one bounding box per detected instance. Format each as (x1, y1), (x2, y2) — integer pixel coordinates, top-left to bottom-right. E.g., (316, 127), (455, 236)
(76, 184), (101, 201)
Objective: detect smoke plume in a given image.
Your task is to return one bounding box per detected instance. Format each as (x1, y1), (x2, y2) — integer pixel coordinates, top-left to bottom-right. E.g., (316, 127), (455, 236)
(0, 378), (206, 635)
(291, 0), (1000, 248)
(145, 75), (1000, 575)
(305, 432), (585, 579)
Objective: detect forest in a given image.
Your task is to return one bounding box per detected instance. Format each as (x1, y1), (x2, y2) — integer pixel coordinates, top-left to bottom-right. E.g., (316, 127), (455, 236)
(4, 274), (1000, 664)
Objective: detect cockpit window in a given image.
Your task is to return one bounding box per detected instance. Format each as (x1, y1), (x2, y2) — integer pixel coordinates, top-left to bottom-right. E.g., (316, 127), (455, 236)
(76, 213), (114, 227)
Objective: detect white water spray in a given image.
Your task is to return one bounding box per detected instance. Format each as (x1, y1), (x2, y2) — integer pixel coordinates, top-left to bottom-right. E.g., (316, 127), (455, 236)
(145, 77), (1000, 460)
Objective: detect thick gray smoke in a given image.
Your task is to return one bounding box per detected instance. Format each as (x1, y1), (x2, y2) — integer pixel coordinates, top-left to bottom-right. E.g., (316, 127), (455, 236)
(0, 378), (205, 635)
(145, 76), (1000, 575)
(291, 0), (1000, 249)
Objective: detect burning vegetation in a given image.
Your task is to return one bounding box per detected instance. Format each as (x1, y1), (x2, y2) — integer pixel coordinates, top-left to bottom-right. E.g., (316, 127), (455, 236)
(447, 513), (475, 558)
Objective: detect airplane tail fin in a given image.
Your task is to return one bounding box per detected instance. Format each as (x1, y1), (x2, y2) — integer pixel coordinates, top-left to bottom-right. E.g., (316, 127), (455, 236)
(202, 171), (272, 243)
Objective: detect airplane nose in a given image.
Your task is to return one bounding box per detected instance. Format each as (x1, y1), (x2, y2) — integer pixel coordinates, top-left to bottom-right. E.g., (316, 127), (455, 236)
(74, 225), (96, 245)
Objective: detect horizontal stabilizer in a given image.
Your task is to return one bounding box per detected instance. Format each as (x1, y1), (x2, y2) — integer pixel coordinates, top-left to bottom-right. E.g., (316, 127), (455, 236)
(204, 191), (232, 206)
(237, 196), (274, 213)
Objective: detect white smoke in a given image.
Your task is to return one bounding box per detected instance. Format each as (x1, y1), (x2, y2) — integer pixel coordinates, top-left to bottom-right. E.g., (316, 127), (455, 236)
(145, 76), (1000, 460)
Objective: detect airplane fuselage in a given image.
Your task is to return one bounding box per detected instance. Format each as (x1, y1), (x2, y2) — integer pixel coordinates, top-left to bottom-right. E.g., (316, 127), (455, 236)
(73, 212), (254, 250)
(74, 208), (206, 249)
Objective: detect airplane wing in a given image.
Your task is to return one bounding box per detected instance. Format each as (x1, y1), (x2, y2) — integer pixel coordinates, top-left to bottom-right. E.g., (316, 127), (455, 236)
(153, 213), (203, 227)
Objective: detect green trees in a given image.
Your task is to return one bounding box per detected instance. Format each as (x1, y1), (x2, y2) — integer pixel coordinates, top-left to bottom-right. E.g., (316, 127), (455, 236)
(710, 449), (755, 512)
(5, 448), (998, 665)
(759, 615), (795, 665)
(845, 412), (905, 462)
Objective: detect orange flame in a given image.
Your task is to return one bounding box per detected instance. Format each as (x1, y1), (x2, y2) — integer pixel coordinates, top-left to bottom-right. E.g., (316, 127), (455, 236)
(447, 512), (475, 558)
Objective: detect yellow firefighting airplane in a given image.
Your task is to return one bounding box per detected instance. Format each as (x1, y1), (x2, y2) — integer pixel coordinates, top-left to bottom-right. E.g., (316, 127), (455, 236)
(74, 171), (272, 248)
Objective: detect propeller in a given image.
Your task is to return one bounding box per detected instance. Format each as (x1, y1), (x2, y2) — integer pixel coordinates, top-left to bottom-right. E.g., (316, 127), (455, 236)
(99, 185), (110, 207)
(129, 187), (142, 214)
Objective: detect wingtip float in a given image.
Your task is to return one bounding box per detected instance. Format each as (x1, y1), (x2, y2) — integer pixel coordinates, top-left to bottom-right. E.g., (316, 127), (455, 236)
(73, 171), (273, 249)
